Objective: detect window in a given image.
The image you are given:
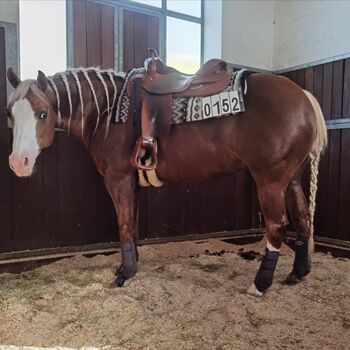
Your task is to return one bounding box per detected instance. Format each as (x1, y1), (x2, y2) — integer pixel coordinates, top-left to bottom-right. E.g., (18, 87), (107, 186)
(167, 0), (201, 17)
(19, 0), (67, 79)
(166, 17), (201, 73)
(130, 0), (162, 7)
(124, 0), (203, 73)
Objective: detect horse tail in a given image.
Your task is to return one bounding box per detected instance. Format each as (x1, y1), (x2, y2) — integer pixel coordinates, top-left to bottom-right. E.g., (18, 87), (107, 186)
(303, 90), (328, 255)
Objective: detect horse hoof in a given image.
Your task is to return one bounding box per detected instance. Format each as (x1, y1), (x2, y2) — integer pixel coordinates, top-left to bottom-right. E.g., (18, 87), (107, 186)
(115, 272), (134, 287)
(247, 283), (264, 297)
(284, 272), (302, 285)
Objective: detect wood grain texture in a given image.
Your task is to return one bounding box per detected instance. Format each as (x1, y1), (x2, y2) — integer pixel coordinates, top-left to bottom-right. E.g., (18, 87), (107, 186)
(342, 58), (350, 118)
(87, 2), (102, 67)
(0, 27), (13, 251)
(101, 4), (115, 69)
(123, 10), (135, 71)
(72, 0), (87, 67)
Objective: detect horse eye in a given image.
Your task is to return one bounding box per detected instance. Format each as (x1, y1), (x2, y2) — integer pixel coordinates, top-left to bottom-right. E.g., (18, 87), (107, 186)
(39, 112), (47, 120)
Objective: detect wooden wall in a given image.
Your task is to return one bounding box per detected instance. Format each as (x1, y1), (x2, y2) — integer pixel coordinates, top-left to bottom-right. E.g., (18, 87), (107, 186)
(281, 59), (350, 241)
(0, 3), (118, 254)
(122, 9), (160, 71)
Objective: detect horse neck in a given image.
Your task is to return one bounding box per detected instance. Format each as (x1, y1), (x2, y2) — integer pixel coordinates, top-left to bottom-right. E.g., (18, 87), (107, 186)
(48, 68), (125, 144)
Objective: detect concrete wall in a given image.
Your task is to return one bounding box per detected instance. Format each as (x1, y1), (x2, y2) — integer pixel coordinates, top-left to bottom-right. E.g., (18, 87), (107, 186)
(0, 0), (19, 97)
(274, 0), (350, 71)
(221, 0), (275, 71)
(217, 0), (350, 72)
(0, 0), (18, 24)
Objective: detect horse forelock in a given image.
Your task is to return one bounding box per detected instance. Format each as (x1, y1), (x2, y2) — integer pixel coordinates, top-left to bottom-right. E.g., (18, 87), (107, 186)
(8, 80), (49, 106)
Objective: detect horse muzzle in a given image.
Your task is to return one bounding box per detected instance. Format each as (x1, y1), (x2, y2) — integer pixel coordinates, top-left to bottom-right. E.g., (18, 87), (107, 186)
(9, 153), (36, 177)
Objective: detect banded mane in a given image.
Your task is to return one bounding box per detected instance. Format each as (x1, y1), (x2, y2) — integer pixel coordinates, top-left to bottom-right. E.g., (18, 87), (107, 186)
(47, 67), (125, 140)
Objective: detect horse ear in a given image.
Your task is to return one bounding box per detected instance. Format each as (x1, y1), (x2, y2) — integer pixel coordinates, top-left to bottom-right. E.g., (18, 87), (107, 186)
(7, 67), (21, 88)
(37, 70), (48, 91)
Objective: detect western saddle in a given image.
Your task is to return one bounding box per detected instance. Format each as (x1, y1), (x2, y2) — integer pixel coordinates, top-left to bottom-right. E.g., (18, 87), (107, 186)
(130, 49), (230, 171)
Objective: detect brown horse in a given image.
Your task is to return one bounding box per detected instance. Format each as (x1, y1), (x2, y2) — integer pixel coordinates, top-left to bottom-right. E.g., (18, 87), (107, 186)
(5, 64), (327, 296)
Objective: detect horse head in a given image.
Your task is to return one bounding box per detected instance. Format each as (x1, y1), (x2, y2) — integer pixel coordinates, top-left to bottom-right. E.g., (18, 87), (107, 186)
(5, 68), (57, 177)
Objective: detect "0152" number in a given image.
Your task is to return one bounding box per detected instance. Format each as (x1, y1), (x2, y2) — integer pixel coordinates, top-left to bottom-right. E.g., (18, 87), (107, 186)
(202, 91), (241, 119)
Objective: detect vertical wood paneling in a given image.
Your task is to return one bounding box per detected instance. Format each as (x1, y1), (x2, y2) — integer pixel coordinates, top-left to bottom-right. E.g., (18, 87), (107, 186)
(313, 65), (323, 107)
(305, 67), (314, 93)
(332, 60), (344, 119)
(342, 58), (350, 118)
(322, 62), (333, 119)
(87, 2), (102, 67)
(123, 10), (135, 71)
(296, 69), (305, 89)
(134, 12), (149, 67)
(101, 4), (115, 69)
(339, 129), (350, 240)
(41, 139), (60, 244)
(147, 15), (160, 54)
(0, 27), (13, 251)
(73, 0), (87, 67)
(12, 162), (43, 250)
(325, 129), (341, 236)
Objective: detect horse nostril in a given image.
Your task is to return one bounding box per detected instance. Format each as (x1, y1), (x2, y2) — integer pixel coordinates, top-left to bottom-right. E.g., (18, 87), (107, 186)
(23, 156), (29, 167)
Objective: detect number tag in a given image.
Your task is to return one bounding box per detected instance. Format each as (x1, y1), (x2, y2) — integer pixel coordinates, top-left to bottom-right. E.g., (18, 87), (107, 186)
(201, 90), (242, 120)
(202, 97), (213, 118)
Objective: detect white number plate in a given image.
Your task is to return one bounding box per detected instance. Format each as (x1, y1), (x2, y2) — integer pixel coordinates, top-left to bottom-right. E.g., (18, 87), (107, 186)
(202, 91), (241, 119)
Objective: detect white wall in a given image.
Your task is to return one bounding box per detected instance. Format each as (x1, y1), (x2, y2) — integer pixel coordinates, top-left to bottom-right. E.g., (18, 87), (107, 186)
(0, 0), (18, 24)
(274, 0), (350, 72)
(221, 0), (275, 71)
(217, 0), (350, 72)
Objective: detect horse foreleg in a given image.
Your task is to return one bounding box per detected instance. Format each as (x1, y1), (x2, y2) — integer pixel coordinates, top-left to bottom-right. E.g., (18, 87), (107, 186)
(247, 179), (289, 296)
(104, 172), (138, 287)
(285, 175), (312, 284)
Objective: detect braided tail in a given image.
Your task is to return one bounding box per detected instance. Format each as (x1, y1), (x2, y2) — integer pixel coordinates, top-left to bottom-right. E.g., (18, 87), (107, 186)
(308, 153), (321, 254)
(303, 90), (328, 255)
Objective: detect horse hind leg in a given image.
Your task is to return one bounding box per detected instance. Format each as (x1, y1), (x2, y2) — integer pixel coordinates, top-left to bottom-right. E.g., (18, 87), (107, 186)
(284, 171), (312, 284)
(247, 178), (289, 296)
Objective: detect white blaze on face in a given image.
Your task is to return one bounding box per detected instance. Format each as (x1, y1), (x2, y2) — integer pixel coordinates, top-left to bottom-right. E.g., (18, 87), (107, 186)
(9, 98), (40, 177)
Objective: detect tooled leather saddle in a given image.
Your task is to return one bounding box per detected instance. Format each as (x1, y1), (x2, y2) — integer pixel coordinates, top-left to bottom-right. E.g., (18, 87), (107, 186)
(129, 49), (231, 171)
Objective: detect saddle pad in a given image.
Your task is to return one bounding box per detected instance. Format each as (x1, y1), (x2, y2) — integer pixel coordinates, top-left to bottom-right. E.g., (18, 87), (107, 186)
(114, 68), (247, 124)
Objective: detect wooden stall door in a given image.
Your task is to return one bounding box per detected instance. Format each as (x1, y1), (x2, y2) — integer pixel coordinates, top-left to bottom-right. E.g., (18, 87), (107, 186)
(0, 2), (118, 254)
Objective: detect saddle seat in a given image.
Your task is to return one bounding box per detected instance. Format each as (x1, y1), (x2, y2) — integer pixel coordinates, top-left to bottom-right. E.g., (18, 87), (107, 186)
(143, 56), (230, 97)
(130, 49), (231, 172)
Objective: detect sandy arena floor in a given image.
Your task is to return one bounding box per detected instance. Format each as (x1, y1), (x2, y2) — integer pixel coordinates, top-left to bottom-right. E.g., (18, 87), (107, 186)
(0, 238), (349, 350)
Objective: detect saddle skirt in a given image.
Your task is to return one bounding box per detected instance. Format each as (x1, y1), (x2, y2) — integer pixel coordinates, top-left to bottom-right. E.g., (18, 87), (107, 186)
(115, 66), (248, 125)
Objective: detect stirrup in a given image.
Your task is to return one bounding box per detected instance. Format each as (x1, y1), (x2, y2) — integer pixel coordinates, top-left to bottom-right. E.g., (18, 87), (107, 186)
(130, 137), (158, 171)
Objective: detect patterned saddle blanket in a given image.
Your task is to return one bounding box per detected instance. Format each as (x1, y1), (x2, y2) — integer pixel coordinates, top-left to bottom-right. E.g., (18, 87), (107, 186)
(115, 67), (248, 124)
